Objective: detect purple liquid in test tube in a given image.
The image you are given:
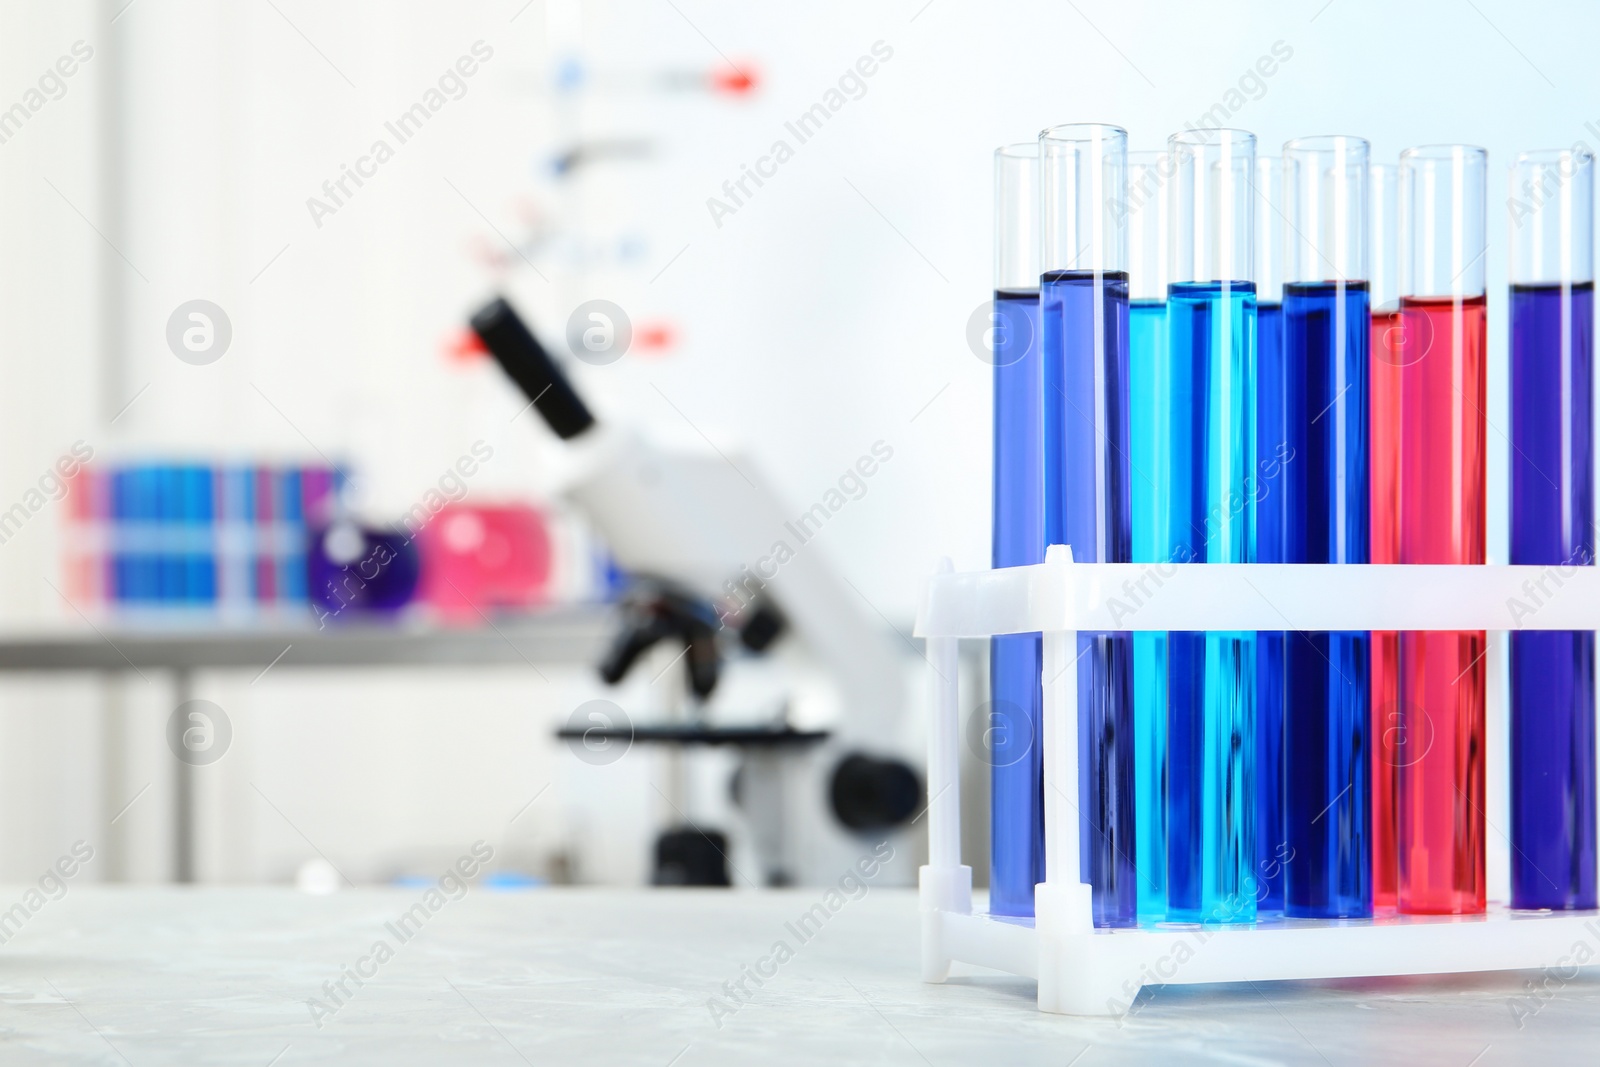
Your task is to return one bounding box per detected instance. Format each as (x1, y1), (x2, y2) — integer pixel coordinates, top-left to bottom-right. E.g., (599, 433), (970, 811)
(1509, 148), (1597, 911)
(988, 143), (1045, 917)
(1040, 123), (1135, 927)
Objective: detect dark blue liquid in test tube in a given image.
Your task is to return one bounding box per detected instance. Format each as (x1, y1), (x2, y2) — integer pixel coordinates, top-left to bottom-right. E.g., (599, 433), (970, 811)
(1282, 280), (1371, 919)
(1254, 300), (1287, 913)
(1042, 267), (1135, 928)
(1510, 280), (1596, 911)
(990, 287), (1045, 917)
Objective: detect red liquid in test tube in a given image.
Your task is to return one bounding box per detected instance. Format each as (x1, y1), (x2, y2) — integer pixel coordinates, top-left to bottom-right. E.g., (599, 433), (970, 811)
(1391, 295), (1488, 914)
(1380, 145), (1489, 914)
(1370, 305), (1401, 911)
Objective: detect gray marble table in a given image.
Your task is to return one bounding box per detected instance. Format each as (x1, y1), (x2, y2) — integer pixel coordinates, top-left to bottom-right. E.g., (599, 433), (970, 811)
(0, 886), (1595, 1065)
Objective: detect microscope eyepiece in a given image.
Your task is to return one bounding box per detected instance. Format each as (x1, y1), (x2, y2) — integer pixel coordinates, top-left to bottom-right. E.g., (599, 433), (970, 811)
(470, 296), (596, 440)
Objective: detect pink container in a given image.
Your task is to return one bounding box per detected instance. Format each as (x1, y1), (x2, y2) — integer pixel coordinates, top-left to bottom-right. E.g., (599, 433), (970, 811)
(419, 504), (552, 621)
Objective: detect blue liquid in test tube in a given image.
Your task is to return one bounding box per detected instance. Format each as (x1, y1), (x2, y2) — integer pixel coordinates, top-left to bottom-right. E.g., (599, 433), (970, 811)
(1281, 280), (1371, 917)
(1510, 282), (1596, 909)
(1042, 269), (1135, 927)
(1281, 138), (1372, 919)
(1167, 281), (1257, 923)
(1253, 155), (1288, 914)
(1254, 297), (1286, 913)
(1127, 149), (1171, 924)
(1164, 127), (1256, 925)
(1509, 148), (1597, 911)
(1041, 123), (1135, 927)
(990, 291), (1045, 916)
(1131, 297), (1168, 923)
(988, 144), (1045, 917)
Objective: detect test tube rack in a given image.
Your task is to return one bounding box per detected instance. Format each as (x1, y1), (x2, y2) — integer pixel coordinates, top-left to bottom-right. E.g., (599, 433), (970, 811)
(914, 545), (1600, 1015)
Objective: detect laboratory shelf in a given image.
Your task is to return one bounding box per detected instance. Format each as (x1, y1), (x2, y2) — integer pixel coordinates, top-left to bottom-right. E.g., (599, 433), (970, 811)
(0, 605), (613, 672)
(912, 546), (1600, 1015)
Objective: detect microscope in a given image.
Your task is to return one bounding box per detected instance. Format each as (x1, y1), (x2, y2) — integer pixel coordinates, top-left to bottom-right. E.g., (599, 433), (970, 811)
(471, 297), (922, 887)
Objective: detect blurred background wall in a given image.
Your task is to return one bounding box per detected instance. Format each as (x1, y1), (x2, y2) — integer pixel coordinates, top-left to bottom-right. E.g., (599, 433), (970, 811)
(0, 0), (1588, 885)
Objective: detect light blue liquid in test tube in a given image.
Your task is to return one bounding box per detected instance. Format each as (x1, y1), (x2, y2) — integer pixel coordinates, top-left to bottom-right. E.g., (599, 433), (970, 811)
(1168, 283), (1257, 922)
(1130, 297), (1169, 923)
(1126, 150), (1171, 924)
(1164, 129), (1257, 925)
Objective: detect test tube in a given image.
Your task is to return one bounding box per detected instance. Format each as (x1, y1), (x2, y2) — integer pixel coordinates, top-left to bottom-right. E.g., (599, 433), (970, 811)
(989, 142), (1046, 918)
(1039, 123), (1134, 928)
(1165, 128), (1257, 924)
(1127, 149), (1171, 924)
(1282, 136), (1372, 918)
(1253, 154), (1288, 914)
(1508, 148), (1596, 911)
(1391, 145), (1488, 914)
(1369, 160), (1401, 911)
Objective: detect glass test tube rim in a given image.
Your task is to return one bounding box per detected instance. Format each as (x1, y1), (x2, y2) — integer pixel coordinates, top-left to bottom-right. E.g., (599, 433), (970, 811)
(1038, 123), (1128, 274)
(1039, 121), (1128, 144)
(1255, 155), (1287, 304)
(1170, 126), (1256, 181)
(1400, 143), (1488, 300)
(1283, 133), (1370, 154)
(1129, 147), (1172, 177)
(1401, 143), (1489, 162)
(995, 142), (1042, 291)
(1128, 149), (1172, 302)
(1284, 134), (1370, 285)
(1509, 147), (1595, 286)
(1171, 126), (1256, 146)
(1371, 161), (1401, 311)
(1514, 146), (1595, 167)
(1168, 127), (1256, 285)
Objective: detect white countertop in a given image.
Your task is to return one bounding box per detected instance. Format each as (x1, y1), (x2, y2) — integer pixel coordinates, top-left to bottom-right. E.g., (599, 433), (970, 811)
(1, 886), (1596, 1065)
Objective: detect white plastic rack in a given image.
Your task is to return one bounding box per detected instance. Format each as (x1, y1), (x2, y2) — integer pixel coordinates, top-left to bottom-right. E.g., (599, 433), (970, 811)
(913, 546), (1600, 1015)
